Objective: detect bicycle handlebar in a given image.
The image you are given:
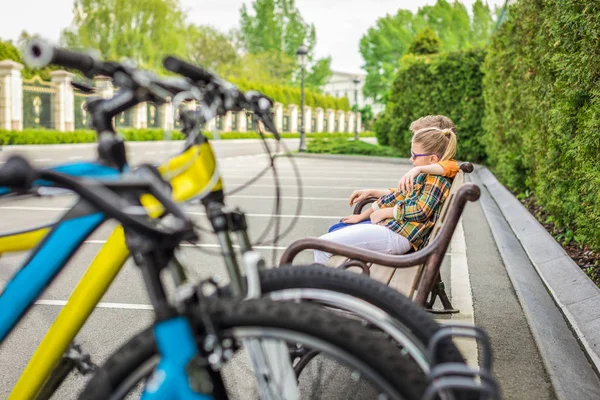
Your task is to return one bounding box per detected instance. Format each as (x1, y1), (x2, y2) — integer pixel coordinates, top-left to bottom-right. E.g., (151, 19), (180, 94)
(163, 56), (279, 136)
(0, 155), (195, 240)
(163, 56), (215, 85)
(23, 39), (117, 78)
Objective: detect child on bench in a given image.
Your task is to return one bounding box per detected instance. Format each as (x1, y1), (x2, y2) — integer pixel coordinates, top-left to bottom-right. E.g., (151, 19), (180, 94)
(314, 120), (457, 264)
(328, 115), (460, 233)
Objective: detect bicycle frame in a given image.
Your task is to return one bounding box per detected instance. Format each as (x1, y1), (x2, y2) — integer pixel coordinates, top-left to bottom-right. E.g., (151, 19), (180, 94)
(0, 140), (222, 399)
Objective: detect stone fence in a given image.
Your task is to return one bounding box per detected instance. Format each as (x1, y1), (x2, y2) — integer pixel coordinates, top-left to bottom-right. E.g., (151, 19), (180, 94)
(0, 60), (362, 133)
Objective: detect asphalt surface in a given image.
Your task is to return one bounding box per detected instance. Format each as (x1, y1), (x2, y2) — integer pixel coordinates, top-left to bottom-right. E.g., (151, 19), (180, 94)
(0, 139), (554, 399)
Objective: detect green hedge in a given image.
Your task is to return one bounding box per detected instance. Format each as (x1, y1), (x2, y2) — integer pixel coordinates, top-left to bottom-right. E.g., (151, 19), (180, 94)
(483, 0), (600, 249)
(374, 49), (487, 162)
(0, 129), (371, 145)
(0, 129), (184, 145)
(231, 78), (351, 111)
(307, 136), (402, 158)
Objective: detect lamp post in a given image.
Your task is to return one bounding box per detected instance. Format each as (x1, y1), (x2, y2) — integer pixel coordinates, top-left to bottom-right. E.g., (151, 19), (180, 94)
(353, 77), (361, 141)
(296, 45), (308, 152)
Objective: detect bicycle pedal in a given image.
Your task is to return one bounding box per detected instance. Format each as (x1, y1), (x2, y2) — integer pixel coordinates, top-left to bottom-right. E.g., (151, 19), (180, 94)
(65, 343), (97, 375)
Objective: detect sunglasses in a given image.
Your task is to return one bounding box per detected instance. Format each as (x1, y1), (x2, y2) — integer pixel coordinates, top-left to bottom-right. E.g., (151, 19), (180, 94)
(410, 151), (436, 159)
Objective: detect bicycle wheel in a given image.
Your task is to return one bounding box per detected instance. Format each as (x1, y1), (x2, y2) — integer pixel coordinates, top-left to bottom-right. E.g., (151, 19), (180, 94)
(255, 264), (464, 367)
(79, 298), (426, 400)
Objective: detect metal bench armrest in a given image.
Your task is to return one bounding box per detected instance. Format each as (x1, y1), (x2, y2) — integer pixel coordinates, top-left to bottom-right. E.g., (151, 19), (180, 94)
(280, 183), (480, 270)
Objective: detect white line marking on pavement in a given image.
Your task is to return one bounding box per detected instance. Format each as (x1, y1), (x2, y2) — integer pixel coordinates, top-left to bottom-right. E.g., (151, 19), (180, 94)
(36, 299), (153, 310)
(448, 218), (478, 367)
(224, 175), (394, 182)
(0, 206), (341, 220)
(0, 206), (69, 211)
(226, 183), (372, 190)
(68, 156), (84, 160)
(230, 195), (347, 201)
(83, 240), (288, 250)
(33, 158), (53, 163)
(185, 211), (339, 219)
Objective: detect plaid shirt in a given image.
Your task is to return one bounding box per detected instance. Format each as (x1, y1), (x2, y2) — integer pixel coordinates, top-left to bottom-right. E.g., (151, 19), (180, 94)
(372, 174), (451, 250)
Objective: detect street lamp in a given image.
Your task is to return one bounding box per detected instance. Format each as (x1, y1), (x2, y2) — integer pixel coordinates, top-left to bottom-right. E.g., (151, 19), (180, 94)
(296, 45), (309, 152)
(353, 77), (361, 141)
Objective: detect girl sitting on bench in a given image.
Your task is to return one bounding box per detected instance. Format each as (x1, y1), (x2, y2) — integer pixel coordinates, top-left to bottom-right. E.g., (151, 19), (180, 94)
(314, 122), (457, 264)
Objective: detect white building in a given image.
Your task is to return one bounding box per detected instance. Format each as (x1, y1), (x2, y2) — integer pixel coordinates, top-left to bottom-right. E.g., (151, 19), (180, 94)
(322, 70), (384, 115)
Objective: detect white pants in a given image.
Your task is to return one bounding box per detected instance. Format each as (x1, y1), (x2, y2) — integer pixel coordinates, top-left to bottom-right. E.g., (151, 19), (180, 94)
(313, 223), (412, 264)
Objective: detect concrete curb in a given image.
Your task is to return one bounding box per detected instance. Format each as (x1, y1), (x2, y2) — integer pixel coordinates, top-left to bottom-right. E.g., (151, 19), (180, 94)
(471, 166), (600, 399)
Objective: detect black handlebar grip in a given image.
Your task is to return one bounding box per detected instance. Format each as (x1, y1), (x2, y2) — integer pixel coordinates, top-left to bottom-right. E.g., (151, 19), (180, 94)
(23, 39), (97, 77)
(0, 155), (37, 189)
(163, 56), (214, 84)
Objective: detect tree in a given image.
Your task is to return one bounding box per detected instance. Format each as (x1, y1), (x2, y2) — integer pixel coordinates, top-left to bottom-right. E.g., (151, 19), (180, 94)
(0, 35), (58, 80)
(239, 0), (330, 90)
(222, 50), (297, 86)
(186, 25), (238, 75)
(61, 0), (187, 71)
(471, 0), (494, 47)
(407, 27), (442, 55)
(359, 0), (495, 102)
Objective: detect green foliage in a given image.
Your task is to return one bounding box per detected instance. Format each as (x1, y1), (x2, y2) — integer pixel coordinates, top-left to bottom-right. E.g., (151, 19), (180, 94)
(359, 0), (495, 101)
(483, 0), (600, 249)
(0, 129), (188, 145)
(376, 49), (487, 162)
(0, 129), (370, 145)
(61, 0), (187, 71)
(186, 25), (238, 74)
(223, 50), (297, 86)
(238, 0), (331, 90)
(307, 136), (402, 158)
(0, 38), (59, 80)
(407, 27), (442, 55)
(229, 77), (350, 111)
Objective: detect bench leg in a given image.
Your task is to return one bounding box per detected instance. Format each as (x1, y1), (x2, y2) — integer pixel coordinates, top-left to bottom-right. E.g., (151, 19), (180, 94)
(425, 280), (460, 314)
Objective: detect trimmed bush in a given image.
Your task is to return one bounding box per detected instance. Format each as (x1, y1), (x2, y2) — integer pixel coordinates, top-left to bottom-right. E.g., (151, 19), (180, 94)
(483, 0), (600, 249)
(307, 136), (402, 158)
(0, 129), (372, 145)
(375, 49), (487, 162)
(231, 77), (350, 111)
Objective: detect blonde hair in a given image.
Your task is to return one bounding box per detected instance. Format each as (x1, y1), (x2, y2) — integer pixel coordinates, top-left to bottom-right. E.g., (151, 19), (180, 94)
(413, 127), (457, 162)
(409, 115), (456, 134)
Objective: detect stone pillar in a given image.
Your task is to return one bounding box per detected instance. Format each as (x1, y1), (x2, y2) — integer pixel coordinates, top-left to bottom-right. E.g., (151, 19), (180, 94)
(288, 104), (298, 133)
(237, 111), (247, 132)
(0, 60), (24, 131)
(131, 103), (148, 129)
(315, 107), (324, 132)
(94, 76), (113, 99)
(325, 109), (335, 133)
(222, 111), (232, 132)
(346, 111), (355, 134)
(161, 102), (174, 131)
(206, 117), (217, 131)
(50, 70), (74, 132)
(303, 106), (312, 133)
(336, 110), (345, 132)
(274, 102), (283, 133)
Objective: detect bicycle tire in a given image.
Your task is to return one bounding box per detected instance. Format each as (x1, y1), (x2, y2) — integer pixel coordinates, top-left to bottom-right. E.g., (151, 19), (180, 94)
(79, 298), (425, 400)
(256, 264), (464, 365)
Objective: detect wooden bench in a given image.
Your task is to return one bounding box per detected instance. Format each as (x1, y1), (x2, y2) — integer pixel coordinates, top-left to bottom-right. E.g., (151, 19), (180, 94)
(279, 163), (480, 313)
